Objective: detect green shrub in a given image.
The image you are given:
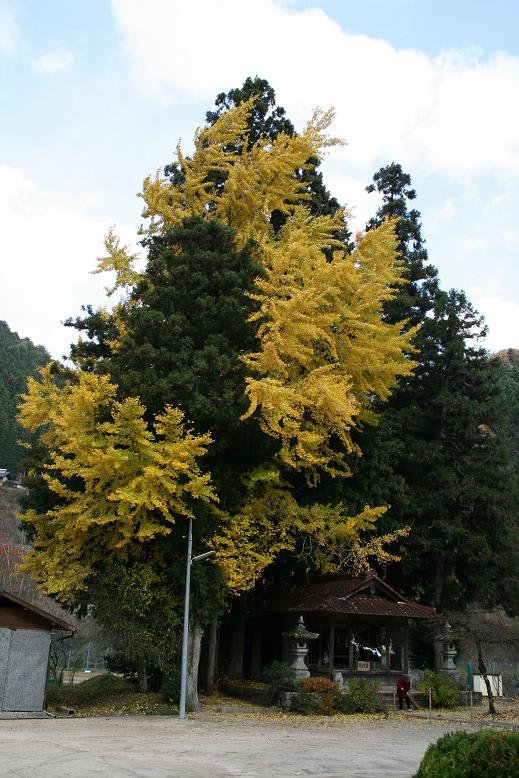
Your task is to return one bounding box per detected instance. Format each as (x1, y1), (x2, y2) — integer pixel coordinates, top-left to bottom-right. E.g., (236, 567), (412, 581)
(416, 670), (459, 708)
(160, 666), (181, 703)
(290, 689), (318, 715)
(338, 679), (381, 713)
(46, 673), (133, 707)
(414, 730), (519, 778)
(263, 661), (296, 693)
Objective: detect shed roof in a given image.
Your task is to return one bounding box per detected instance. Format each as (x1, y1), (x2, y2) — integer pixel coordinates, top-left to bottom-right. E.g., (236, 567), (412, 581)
(270, 570), (436, 620)
(0, 590), (76, 632)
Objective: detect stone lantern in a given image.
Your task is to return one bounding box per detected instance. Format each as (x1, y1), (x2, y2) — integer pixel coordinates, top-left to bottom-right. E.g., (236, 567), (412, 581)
(442, 621), (459, 677)
(282, 615), (319, 681)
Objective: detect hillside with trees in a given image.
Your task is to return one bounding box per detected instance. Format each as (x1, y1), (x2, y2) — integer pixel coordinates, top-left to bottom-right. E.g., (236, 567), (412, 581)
(0, 321), (49, 475)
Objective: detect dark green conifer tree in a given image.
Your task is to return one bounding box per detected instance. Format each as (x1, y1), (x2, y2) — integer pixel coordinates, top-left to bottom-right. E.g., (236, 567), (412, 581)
(345, 166), (519, 611)
(0, 321), (49, 474)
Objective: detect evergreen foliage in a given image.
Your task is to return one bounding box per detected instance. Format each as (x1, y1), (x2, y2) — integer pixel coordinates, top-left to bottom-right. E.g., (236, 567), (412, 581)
(349, 165), (519, 611)
(0, 321), (49, 474)
(89, 561), (181, 692)
(365, 162), (439, 327)
(414, 730), (519, 778)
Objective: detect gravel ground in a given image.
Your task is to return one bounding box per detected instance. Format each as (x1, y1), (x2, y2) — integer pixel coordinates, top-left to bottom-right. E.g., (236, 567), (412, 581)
(0, 710), (480, 777)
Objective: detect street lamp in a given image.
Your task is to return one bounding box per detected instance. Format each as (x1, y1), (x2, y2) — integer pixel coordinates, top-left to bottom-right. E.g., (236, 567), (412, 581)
(179, 516), (215, 719)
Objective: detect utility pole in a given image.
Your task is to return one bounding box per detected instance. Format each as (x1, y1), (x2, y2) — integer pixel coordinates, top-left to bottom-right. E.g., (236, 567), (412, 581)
(179, 517), (215, 719)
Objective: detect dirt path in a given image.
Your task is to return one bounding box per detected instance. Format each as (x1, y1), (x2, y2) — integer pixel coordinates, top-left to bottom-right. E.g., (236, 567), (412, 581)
(0, 710), (480, 777)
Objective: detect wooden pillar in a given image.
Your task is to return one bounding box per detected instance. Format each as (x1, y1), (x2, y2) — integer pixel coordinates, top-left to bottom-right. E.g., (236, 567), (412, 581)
(329, 623), (335, 679)
(348, 629), (354, 672)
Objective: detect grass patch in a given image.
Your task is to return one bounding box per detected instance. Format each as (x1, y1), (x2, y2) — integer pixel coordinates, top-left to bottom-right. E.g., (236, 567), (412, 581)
(47, 673), (178, 717)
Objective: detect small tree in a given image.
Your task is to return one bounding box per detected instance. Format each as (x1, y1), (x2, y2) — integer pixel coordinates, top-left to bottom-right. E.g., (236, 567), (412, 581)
(450, 610), (519, 716)
(90, 562), (180, 692)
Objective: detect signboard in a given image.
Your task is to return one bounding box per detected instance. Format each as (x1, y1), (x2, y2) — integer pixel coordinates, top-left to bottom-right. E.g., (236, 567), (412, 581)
(357, 661), (370, 672)
(473, 674), (503, 697)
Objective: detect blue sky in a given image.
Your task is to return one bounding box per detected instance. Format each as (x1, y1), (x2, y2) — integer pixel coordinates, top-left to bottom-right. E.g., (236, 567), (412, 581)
(1, 0), (518, 357)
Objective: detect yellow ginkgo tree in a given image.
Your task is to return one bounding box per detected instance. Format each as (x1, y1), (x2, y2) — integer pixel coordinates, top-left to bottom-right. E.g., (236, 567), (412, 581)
(17, 92), (420, 709)
(18, 366), (216, 598)
(52, 97), (415, 593)
(20, 97), (414, 602)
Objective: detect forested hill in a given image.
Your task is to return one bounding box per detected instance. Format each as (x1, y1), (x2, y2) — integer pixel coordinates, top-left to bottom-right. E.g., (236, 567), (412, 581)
(0, 321), (49, 475)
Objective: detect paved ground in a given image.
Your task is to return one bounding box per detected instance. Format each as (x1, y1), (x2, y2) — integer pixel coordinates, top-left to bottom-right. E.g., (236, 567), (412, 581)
(0, 712), (480, 777)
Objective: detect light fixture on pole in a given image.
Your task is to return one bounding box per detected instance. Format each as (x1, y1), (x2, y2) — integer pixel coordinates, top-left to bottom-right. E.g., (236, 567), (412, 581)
(178, 516), (215, 719)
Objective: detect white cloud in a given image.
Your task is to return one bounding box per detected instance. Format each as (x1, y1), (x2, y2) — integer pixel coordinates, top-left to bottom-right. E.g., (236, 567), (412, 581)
(0, 1), (22, 57)
(32, 47), (75, 74)
(429, 198), (456, 226)
(110, 0), (519, 181)
(0, 166), (135, 359)
(470, 293), (519, 353)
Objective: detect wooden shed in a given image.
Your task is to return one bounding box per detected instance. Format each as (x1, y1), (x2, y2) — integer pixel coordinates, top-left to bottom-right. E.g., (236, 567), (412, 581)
(0, 590), (75, 712)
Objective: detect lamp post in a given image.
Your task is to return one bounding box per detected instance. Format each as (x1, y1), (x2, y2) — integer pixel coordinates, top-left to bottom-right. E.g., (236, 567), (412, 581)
(178, 516), (215, 719)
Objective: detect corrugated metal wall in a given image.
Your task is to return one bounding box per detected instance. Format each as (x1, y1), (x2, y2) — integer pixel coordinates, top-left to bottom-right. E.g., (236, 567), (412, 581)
(0, 627), (51, 711)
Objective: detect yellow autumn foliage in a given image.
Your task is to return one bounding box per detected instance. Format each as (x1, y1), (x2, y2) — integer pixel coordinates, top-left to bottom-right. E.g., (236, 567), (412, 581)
(133, 98), (416, 480)
(21, 98), (414, 596)
(211, 469), (409, 593)
(18, 365), (216, 598)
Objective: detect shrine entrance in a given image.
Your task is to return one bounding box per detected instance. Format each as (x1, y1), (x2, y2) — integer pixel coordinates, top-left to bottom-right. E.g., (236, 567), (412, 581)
(272, 570), (435, 681)
(303, 618), (409, 680)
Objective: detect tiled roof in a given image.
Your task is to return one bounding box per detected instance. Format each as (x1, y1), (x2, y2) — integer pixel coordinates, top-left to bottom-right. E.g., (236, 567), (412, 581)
(269, 571), (436, 619)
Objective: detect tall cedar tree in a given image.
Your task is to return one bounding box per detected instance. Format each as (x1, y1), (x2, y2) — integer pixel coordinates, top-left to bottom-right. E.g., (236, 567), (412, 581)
(347, 166), (519, 611)
(93, 216), (273, 505)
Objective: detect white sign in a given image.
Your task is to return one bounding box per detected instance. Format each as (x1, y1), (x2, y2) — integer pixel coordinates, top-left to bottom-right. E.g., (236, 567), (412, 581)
(357, 661), (370, 672)
(473, 674), (503, 697)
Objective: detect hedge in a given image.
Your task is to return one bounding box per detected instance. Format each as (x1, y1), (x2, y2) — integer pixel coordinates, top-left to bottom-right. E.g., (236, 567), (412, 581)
(414, 730), (519, 778)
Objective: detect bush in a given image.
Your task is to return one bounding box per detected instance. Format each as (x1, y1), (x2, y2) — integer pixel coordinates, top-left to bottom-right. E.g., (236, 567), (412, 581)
(290, 676), (339, 715)
(299, 677), (337, 694)
(337, 679), (381, 714)
(46, 673), (133, 707)
(414, 730), (519, 777)
(263, 661), (296, 696)
(105, 652), (163, 692)
(160, 666), (181, 703)
(415, 670), (459, 708)
(289, 677), (382, 716)
(290, 689), (318, 715)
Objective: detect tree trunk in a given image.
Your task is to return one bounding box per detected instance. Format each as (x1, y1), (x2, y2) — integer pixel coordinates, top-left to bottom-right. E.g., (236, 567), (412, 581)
(476, 640), (496, 716)
(187, 619), (204, 711)
(136, 657), (148, 693)
(250, 623), (262, 681)
(228, 596), (246, 678)
(205, 621), (218, 696)
(433, 568), (445, 672)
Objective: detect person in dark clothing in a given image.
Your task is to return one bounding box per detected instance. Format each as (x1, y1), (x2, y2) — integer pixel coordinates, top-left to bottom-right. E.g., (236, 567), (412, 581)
(396, 674), (411, 710)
